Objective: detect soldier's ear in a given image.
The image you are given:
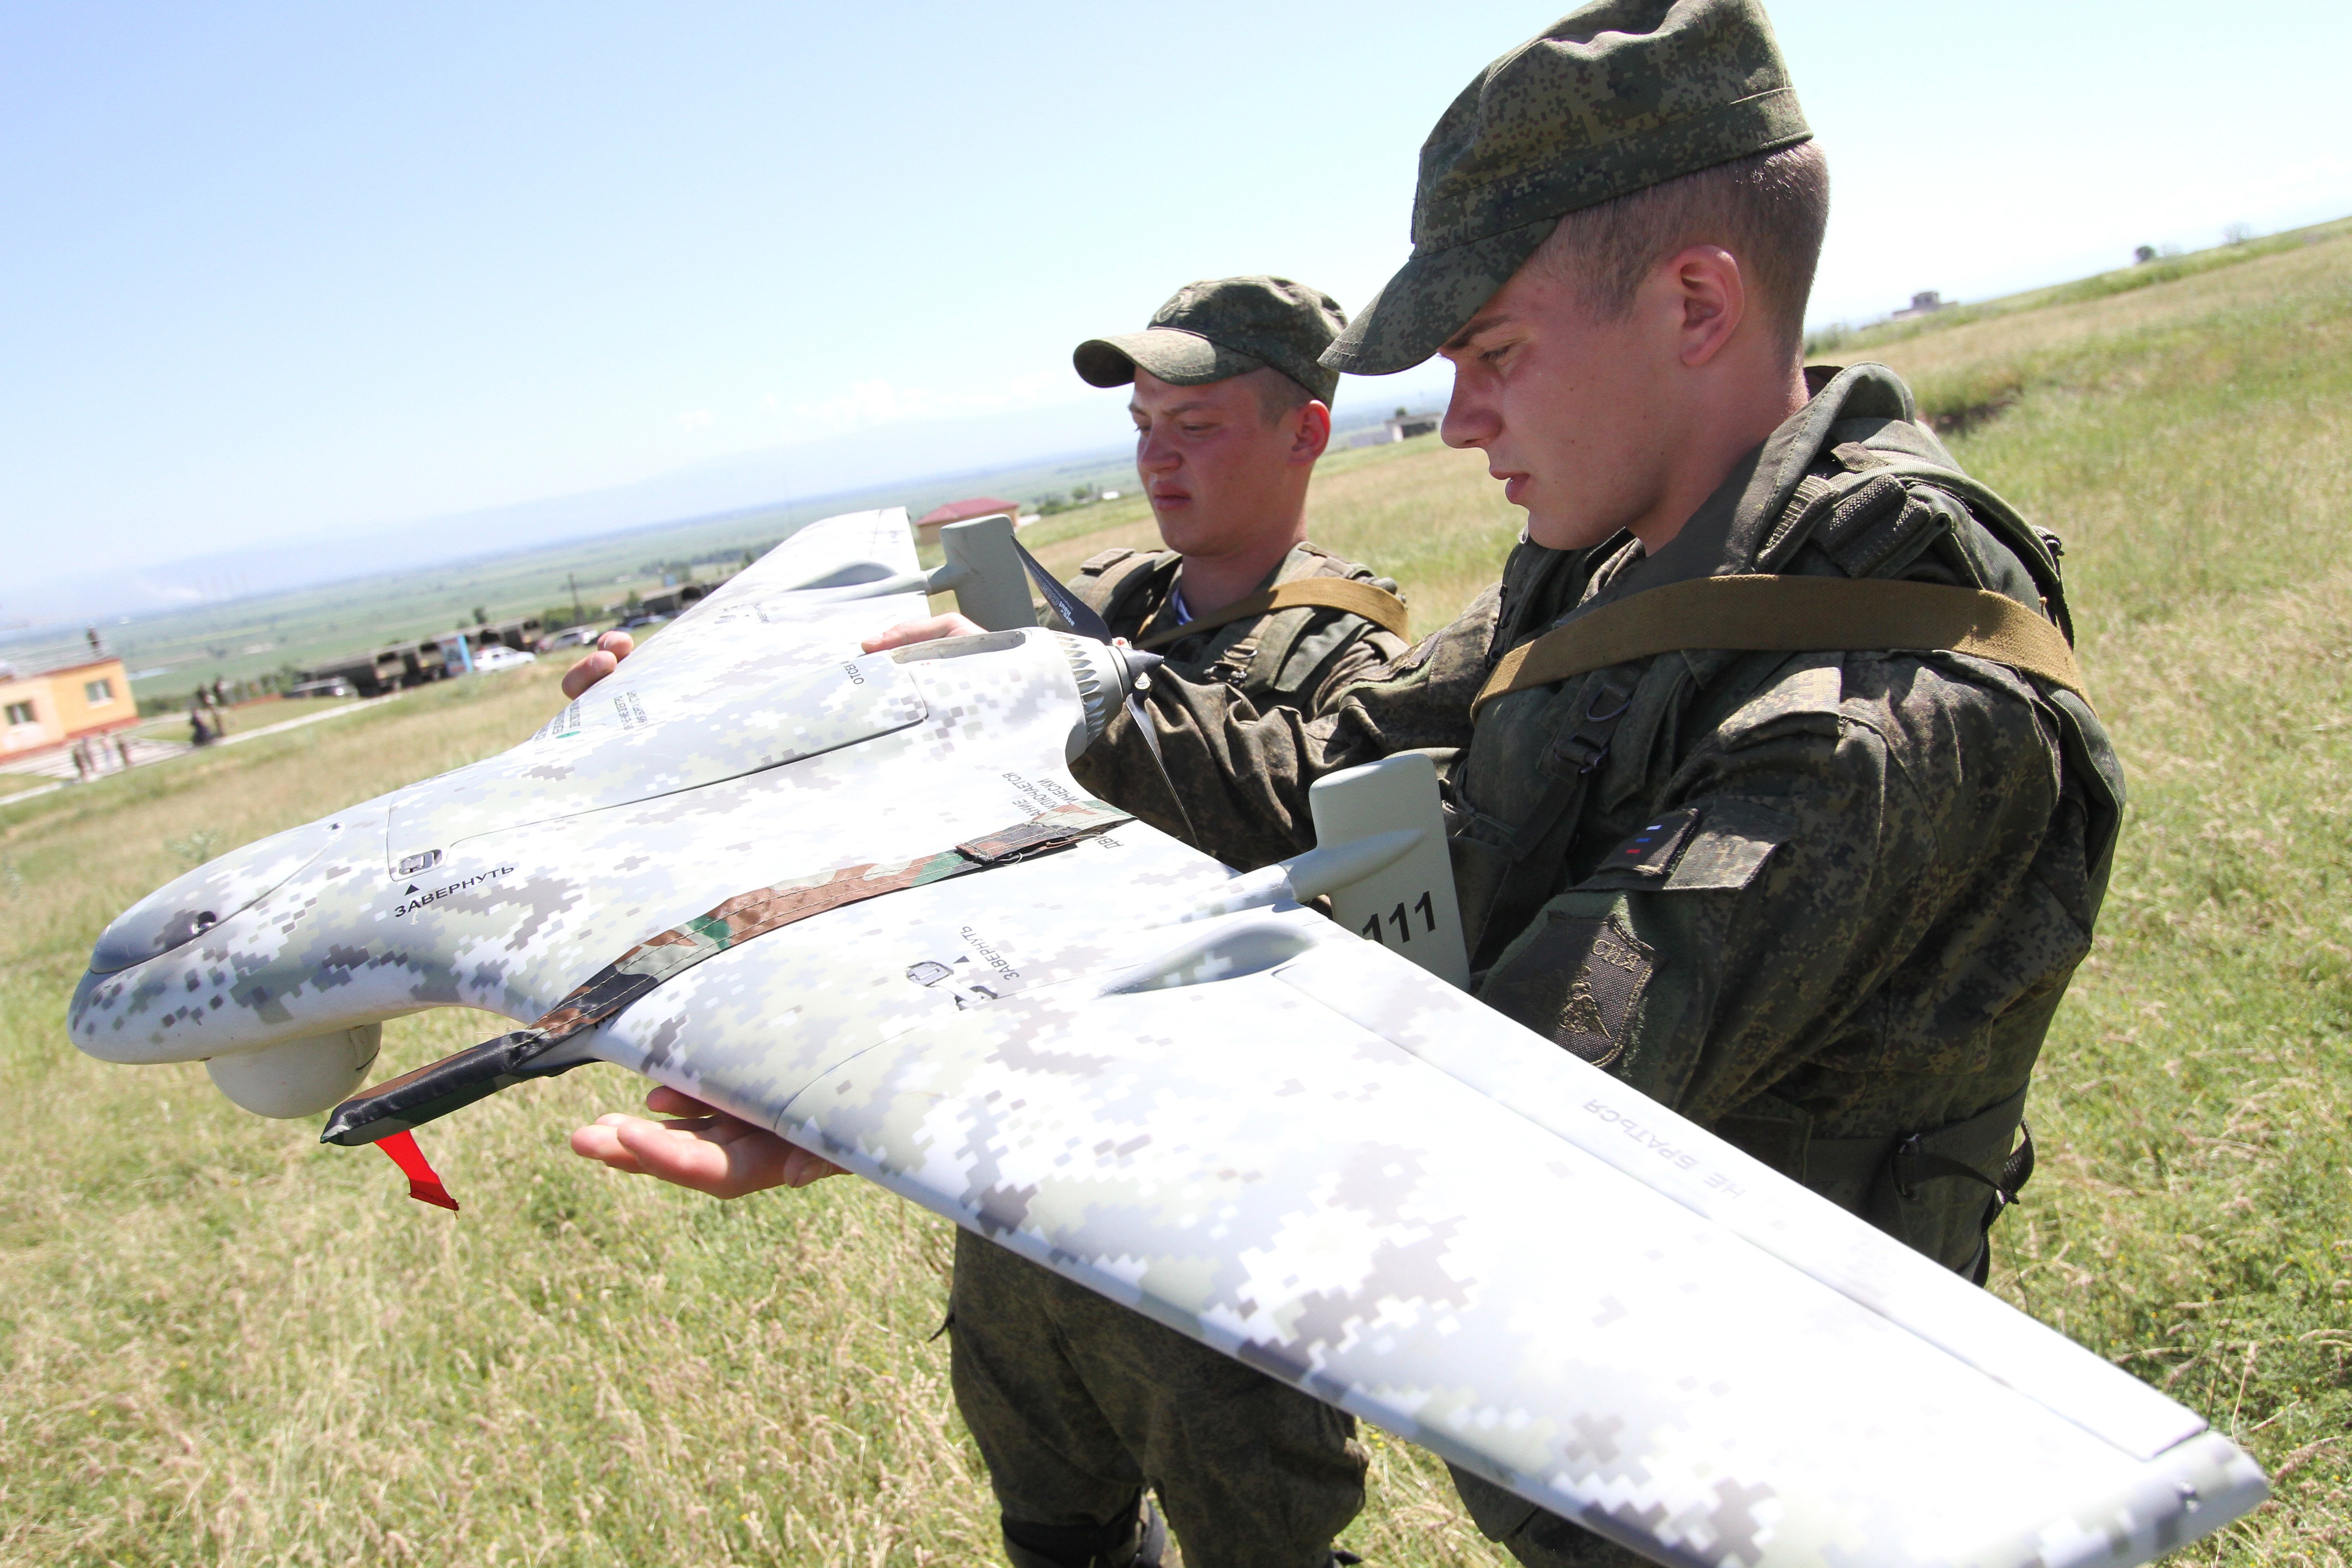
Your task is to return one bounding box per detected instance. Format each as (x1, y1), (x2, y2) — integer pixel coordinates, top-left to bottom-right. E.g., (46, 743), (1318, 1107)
(1292, 400), (1332, 463)
(1660, 244), (1747, 368)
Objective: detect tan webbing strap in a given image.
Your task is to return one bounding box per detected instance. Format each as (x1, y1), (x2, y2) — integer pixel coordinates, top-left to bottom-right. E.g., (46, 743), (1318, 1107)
(1136, 578), (1411, 649)
(1470, 575), (2086, 720)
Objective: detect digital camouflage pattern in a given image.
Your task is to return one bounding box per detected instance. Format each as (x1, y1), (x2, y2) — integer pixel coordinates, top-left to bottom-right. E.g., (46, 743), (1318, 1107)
(71, 507), (2260, 1567)
(1058, 542), (1410, 713)
(1324, 0), (1813, 376)
(1072, 363), (2131, 1562)
(1077, 276), (1348, 405)
(320, 799), (1136, 1148)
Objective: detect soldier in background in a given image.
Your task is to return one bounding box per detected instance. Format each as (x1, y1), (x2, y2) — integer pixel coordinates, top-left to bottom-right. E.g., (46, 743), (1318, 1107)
(866, 277), (1412, 715)
(1054, 277), (1407, 711)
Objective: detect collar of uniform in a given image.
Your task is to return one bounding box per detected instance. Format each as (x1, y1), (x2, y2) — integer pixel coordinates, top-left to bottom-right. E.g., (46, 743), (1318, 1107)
(1266, 540), (1329, 586)
(1565, 363), (1944, 621)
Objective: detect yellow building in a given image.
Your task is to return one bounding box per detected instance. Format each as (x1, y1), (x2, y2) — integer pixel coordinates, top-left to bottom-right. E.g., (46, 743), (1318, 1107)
(0, 657), (136, 759)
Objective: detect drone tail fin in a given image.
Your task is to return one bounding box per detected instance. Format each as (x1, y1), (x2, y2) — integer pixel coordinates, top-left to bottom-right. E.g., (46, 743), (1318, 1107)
(374, 1129), (460, 1210)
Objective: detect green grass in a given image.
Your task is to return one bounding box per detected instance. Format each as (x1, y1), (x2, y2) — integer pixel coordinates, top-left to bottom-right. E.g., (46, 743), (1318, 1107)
(4, 223), (2351, 1564)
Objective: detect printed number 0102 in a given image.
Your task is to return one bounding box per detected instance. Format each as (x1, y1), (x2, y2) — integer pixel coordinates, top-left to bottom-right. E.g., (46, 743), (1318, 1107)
(1362, 891), (1437, 946)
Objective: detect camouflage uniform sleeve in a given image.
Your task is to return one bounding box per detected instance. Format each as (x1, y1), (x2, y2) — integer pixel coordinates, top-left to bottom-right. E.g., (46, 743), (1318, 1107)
(1476, 654), (2095, 1144)
(1299, 623), (1413, 713)
(1070, 586), (1502, 871)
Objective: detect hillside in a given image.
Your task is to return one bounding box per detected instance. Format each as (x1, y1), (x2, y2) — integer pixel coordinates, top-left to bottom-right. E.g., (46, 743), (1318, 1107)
(2, 220), (2347, 1564)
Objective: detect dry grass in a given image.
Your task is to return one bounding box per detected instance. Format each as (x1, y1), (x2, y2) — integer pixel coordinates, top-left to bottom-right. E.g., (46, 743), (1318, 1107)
(4, 225), (2349, 1565)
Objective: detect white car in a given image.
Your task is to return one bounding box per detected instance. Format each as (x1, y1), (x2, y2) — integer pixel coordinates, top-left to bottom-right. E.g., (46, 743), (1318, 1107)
(470, 645), (537, 672)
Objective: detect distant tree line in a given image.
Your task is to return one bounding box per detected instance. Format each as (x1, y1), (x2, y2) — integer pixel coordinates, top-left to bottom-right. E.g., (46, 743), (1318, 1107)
(1035, 482), (1109, 518)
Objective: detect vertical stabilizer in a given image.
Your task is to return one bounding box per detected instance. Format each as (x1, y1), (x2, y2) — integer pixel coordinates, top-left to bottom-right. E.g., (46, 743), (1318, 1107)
(1308, 753), (1468, 988)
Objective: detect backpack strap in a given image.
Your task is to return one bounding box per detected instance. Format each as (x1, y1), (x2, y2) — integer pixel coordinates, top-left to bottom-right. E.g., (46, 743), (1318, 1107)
(1134, 578), (1410, 649)
(1470, 575), (2086, 720)
(1068, 549), (1178, 638)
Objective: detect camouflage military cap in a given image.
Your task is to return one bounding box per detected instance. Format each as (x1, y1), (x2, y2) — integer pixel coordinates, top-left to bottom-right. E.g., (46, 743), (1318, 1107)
(1075, 276), (1347, 406)
(1322, 0), (1812, 376)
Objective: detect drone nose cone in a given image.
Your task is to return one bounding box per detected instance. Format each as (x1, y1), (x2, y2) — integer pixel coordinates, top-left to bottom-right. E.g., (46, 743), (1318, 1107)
(86, 819), (343, 975)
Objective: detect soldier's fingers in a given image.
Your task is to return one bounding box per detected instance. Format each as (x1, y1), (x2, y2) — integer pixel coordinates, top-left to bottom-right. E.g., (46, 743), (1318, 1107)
(645, 1084), (716, 1117)
(562, 650), (617, 698)
(609, 1114), (793, 1199)
(598, 631), (636, 659)
(860, 614), (984, 653)
(568, 1119), (649, 1174)
(779, 1144), (848, 1188)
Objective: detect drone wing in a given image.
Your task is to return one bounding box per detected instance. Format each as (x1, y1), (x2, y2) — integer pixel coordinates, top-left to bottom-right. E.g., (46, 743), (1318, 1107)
(561, 827), (2259, 1568)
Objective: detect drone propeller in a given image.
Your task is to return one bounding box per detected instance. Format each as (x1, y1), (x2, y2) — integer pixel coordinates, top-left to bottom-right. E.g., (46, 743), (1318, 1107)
(1009, 534), (1112, 643)
(1008, 535), (1195, 840)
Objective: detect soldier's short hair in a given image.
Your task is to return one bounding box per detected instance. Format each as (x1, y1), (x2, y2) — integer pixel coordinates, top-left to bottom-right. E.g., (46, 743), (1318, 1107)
(1247, 365), (1318, 426)
(1533, 142), (1829, 361)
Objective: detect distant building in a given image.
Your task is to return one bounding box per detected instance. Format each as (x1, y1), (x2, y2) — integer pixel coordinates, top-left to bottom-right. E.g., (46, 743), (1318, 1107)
(0, 655), (136, 760)
(596, 584), (710, 619)
(914, 496), (1019, 544)
(637, 585), (708, 617)
(1349, 413), (1441, 448)
(1892, 290), (1949, 321)
(292, 616), (546, 699)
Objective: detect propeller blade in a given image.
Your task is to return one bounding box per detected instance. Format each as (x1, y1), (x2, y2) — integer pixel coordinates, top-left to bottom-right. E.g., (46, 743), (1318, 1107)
(1011, 534), (1113, 642)
(1123, 678), (1199, 843)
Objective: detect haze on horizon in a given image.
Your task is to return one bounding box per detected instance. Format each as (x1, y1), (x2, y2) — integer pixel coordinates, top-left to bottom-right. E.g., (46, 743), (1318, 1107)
(6, 0), (2347, 623)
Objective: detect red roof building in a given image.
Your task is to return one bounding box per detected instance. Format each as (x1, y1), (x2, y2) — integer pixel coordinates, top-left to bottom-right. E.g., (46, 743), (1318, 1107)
(914, 496), (1019, 544)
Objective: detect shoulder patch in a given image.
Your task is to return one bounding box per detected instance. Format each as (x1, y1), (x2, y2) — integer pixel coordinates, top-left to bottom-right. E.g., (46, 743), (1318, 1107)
(1580, 798), (1795, 894)
(1483, 912), (1656, 1068)
(1598, 806), (1701, 881)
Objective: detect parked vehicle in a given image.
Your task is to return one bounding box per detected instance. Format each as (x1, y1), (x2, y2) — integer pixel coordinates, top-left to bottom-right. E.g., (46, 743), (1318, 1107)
(538, 625), (606, 652)
(470, 646), (538, 672)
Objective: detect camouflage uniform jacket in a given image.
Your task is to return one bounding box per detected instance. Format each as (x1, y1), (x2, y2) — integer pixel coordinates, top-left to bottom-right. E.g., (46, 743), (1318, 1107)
(1073, 364), (2124, 1278)
(1061, 541), (1409, 713)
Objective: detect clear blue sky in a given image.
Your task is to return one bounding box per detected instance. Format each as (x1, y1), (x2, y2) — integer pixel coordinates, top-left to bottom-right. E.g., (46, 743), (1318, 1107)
(5, 0), (2347, 611)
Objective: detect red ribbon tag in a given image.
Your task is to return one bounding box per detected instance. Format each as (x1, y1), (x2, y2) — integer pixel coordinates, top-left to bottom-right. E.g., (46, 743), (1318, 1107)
(374, 1129), (460, 1210)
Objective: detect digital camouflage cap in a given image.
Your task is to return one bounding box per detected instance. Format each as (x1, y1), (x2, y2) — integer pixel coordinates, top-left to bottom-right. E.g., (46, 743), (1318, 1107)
(1322, 0), (1811, 377)
(1075, 277), (1347, 406)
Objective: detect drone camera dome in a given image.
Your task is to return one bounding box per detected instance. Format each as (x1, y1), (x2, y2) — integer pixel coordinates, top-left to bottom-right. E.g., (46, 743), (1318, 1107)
(205, 1024), (382, 1118)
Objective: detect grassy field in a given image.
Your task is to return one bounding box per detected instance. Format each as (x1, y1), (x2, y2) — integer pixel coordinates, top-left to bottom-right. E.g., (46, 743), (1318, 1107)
(4, 222), (2349, 1566)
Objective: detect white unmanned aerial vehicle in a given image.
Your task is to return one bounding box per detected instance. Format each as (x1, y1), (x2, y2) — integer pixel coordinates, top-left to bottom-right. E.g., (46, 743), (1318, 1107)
(70, 510), (2265, 1567)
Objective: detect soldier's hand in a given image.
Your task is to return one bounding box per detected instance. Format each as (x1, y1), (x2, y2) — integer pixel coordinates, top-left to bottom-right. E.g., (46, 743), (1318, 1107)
(861, 613), (986, 653)
(569, 1083), (847, 1197)
(561, 631), (635, 698)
